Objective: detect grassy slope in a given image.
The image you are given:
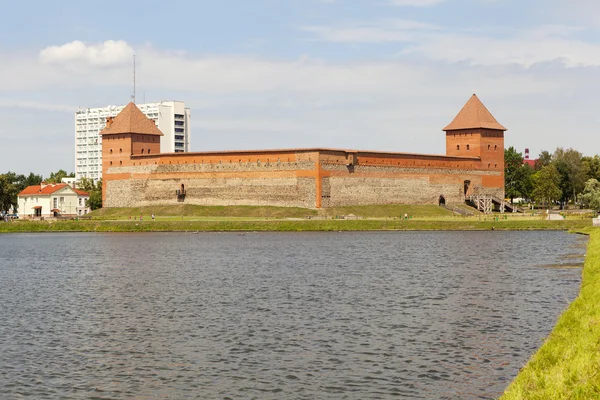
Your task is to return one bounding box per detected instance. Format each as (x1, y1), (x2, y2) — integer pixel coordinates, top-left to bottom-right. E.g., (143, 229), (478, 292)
(89, 204), (455, 219)
(501, 228), (600, 399)
(0, 219), (591, 233)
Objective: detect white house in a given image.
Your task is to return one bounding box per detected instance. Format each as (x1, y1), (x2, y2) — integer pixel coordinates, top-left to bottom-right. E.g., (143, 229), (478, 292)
(18, 183), (90, 218)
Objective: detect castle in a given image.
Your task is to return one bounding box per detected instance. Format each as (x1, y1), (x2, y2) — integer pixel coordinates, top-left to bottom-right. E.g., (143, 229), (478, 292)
(100, 94), (505, 209)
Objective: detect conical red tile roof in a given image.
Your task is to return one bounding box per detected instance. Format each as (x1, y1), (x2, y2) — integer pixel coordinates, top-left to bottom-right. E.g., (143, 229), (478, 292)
(100, 102), (163, 136)
(443, 94), (506, 131)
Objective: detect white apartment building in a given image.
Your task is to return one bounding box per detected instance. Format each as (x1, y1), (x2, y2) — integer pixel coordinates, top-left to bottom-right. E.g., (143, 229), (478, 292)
(75, 101), (191, 181)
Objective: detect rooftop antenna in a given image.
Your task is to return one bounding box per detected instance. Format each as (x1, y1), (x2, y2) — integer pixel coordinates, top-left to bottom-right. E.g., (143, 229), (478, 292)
(131, 54), (136, 104)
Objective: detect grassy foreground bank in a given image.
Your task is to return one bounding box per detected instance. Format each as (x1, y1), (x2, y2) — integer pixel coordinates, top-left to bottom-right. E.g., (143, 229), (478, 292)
(0, 218), (591, 233)
(501, 228), (600, 399)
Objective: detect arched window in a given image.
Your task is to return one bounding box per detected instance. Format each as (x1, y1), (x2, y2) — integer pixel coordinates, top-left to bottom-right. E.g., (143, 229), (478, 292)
(466, 144), (470, 151)
(141, 149), (144, 154)
(119, 148), (122, 153)
(109, 161), (113, 166)
(109, 149), (113, 154)
(120, 161), (122, 166)
(148, 149), (151, 154)
(494, 145), (497, 151)
(487, 144), (490, 151)
(456, 145), (460, 150)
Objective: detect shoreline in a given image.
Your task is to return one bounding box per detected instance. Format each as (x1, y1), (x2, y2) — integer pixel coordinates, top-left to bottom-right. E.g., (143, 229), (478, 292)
(501, 227), (600, 399)
(0, 219), (592, 233)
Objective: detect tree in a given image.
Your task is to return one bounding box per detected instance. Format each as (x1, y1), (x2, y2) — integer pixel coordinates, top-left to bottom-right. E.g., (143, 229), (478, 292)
(45, 169), (75, 184)
(581, 179), (600, 211)
(532, 165), (562, 208)
(552, 147), (588, 206)
(79, 177), (102, 210)
(504, 147), (533, 203)
(534, 150), (552, 171)
(582, 155), (600, 182)
(0, 173), (20, 212)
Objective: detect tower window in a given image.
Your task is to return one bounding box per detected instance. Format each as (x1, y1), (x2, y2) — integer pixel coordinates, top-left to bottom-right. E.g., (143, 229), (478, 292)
(456, 145), (460, 151)
(466, 144), (470, 151)
(487, 145), (490, 150)
(494, 145), (498, 151)
(120, 161), (122, 166)
(148, 149), (151, 154)
(141, 149), (144, 154)
(109, 149), (113, 154)
(120, 148), (122, 153)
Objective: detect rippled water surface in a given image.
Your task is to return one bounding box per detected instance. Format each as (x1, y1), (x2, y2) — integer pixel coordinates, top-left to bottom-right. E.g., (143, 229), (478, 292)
(0, 231), (586, 399)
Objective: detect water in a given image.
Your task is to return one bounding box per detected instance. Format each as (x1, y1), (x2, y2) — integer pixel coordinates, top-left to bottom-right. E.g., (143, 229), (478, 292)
(0, 231), (586, 399)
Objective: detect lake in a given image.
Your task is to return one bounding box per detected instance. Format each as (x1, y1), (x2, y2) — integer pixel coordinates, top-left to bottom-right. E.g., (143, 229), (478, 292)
(0, 231), (586, 399)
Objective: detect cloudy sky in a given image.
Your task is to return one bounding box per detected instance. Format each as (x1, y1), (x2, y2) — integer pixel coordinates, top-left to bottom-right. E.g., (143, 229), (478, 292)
(2, 0), (600, 176)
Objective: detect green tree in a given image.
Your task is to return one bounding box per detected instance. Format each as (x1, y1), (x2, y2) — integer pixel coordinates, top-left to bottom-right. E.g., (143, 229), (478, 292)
(552, 148), (588, 206)
(0, 173), (20, 212)
(504, 147), (533, 203)
(79, 177), (102, 210)
(581, 179), (600, 211)
(532, 165), (562, 208)
(582, 155), (600, 182)
(534, 150), (552, 171)
(45, 169), (75, 184)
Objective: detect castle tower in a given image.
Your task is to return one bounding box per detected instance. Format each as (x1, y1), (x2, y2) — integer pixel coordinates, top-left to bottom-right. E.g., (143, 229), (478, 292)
(99, 102), (164, 204)
(444, 94), (506, 197)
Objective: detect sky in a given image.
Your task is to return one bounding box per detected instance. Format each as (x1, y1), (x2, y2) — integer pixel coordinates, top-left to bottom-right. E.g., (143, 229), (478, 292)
(2, 0), (600, 176)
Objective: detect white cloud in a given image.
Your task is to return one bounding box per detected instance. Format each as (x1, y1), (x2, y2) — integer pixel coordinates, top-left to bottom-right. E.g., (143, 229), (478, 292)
(302, 20), (600, 68)
(387, 0), (446, 6)
(2, 37), (600, 175)
(40, 40), (134, 68)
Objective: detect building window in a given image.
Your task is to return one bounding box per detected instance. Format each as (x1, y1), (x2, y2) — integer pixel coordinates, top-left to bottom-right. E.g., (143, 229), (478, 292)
(487, 144), (491, 150)
(174, 121), (184, 126)
(466, 144), (470, 151)
(175, 114), (185, 119)
(119, 148), (122, 153)
(456, 145), (460, 150)
(79, 198), (83, 206)
(494, 145), (497, 151)
(175, 128), (184, 133)
(148, 149), (151, 154)
(110, 149), (113, 154)
(120, 161), (123, 165)
(60, 197), (64, 203)
(175, 135), (184, 140)
(110, 161), (113, 166)
(175, 142), (184, 148)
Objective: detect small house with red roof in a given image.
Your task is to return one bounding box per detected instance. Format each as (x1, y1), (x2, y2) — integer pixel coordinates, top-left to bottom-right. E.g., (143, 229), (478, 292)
(18, 182), (90, 218)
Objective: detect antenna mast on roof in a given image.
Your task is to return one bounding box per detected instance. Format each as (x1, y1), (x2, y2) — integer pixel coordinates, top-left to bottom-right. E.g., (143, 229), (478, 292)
(132, 54), (136, 104)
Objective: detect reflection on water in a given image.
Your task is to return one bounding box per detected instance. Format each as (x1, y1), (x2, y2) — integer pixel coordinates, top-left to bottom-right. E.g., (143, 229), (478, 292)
(0, 231), (585, 399)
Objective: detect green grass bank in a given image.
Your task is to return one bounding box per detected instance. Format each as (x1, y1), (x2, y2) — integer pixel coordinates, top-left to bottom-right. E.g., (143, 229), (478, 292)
(0, 218), (591, 233)
(501, 228), (600, 399)
(88, 204), (454, 220)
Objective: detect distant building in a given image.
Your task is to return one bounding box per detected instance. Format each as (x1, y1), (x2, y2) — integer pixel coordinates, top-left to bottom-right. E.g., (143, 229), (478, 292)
(18, 183), (90, 218)
(75, 101), (191, 181)
(523, 148), (537, 168)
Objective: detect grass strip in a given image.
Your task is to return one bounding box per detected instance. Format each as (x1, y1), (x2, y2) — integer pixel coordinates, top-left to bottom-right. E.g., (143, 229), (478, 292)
(0, 219), (591, 233)
(501, 227), (600, 400)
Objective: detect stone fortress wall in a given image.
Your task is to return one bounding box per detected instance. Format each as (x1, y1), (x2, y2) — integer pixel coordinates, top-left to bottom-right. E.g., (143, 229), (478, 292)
(101, 95), (506, 209)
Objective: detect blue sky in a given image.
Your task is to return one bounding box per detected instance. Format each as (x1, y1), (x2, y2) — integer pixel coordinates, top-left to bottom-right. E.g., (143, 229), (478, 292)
(2, 0), (600, 175)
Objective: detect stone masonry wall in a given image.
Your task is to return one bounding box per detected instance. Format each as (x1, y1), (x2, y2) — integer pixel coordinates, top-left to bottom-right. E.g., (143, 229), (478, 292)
(104, 161), (317, 208)
(320, 164), (503, 207)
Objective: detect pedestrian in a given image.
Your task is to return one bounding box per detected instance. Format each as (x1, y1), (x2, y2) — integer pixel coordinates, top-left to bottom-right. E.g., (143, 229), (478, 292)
(151, 213), (155, 221)
(140, 214), (143, 221)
